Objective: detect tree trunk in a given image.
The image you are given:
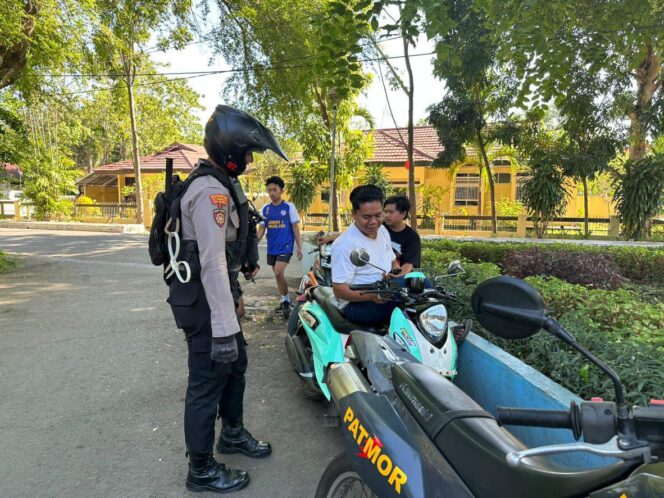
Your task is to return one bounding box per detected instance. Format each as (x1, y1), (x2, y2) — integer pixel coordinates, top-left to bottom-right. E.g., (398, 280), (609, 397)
(582, 176), (589, 238)
(477, 132), (497, 234)
(0, 1), (37, 89)
(629, 45), (660, 162)
(124, 56), (144, 224)
(403, 37), (417, 229)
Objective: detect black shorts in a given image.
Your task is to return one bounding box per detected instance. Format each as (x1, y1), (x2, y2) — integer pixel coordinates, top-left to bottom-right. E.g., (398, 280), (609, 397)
(267, 253), (292, 266)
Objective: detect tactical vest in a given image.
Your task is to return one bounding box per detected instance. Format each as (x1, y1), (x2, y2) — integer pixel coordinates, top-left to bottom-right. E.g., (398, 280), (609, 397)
(187, 160), (257, 273)
(154, 159), (259, 286)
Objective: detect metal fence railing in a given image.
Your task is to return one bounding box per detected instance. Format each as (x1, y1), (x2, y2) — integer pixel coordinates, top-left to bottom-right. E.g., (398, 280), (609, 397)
(527, 217), (611, 237)
(0, 200), (34, 219)
(74, 202), (137, 220)
(441, 215), (519, 233)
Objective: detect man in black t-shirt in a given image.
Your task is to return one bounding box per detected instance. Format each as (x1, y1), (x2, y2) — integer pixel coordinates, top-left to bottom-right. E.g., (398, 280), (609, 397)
(383, 195), (421, 276)
(317, 195), (423, 276)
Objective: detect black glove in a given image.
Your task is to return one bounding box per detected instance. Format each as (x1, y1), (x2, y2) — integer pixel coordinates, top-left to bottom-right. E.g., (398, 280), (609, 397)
(210, 335), (239, 363)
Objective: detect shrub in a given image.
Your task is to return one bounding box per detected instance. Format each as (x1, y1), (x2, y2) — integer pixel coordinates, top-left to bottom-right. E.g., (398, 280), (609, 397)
(503, 249), (624, 289)
(51, 199), (74, 221)
(0, 250), (18, 273)
(75, 195), (102, 218)
(525, 276), (664, 349)
(420, 248), (462, 275)
(422, 239), (664, 283)
(421, 244), (664, 404)
(490, 316), (664, 406)
(614, 155), (664, 240)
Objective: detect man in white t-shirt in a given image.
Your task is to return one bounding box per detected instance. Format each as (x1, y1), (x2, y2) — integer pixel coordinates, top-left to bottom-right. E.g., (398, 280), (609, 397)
(331, 185), (401, 326)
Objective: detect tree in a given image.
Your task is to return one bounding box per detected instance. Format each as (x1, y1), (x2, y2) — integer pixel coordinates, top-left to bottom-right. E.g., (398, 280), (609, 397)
(427, 0), (519, 234)
(91, 0), (194, 224)
(0, 0), (92, 91)
(478, 0), (663, 163)
(363, 1), (428, 228)
(614, 155), (664, 240)
(287, 162), (325, 214)
(517, 120), (570, 238)
(556, 69), (623, 238)
(209, 0), (374, 229)
(18, 91), (83, 219)
(360, 162), (392, 196)
(70, 73), (202, 173)
(0, 96), (26, 165)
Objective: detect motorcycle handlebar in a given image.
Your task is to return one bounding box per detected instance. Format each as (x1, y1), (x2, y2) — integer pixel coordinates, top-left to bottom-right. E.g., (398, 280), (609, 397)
(496, 407), (574, 430)
(349, 283), (381, 291)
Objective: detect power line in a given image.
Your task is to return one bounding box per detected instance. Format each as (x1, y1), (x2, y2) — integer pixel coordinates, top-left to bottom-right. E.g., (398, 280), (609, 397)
(44, 49), (436, 97)
(44, 35), (407, 79)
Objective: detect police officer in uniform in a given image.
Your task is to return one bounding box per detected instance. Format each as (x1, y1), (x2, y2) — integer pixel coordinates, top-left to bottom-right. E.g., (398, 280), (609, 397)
(168, 105), (288, 493)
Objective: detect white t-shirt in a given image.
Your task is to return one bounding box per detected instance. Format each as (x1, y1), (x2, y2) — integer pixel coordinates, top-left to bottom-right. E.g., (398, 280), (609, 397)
(331, 223), (395, 309)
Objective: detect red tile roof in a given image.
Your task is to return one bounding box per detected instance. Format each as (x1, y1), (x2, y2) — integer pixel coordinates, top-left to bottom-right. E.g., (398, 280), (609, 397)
(93, 143), (206, 173)
(1, 163), (23, 178)
(367, 126), (443, 165)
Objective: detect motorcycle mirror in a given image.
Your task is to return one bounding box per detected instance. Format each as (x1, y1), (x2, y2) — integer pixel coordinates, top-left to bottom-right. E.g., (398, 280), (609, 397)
(470, 276), (546, 340)
(472, 276), (635, 442)
(350, 248), (371, 267)
(447, 260), (464, 275)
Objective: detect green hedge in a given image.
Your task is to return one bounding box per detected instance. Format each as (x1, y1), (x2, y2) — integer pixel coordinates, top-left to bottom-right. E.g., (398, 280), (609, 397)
(423, 239), (664, 283)
(421, 245), (664, 405)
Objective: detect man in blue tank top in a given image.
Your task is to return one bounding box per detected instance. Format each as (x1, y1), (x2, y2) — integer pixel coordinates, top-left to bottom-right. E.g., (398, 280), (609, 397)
(257, 176), (302, 317)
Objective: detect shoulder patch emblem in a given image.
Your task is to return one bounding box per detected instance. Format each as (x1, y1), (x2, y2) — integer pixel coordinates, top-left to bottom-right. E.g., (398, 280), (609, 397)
(213, 209), (226, 228)
(209, 194), (229, 207)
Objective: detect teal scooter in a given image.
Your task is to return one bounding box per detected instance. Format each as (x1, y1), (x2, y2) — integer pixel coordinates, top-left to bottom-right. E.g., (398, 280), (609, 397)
(285, 248), (470, 400)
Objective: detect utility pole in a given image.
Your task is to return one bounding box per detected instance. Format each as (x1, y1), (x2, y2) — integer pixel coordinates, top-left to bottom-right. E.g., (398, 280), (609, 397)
(329, 103), (338, 231)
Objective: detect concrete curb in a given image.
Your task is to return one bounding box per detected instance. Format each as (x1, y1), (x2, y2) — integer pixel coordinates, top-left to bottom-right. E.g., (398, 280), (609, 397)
(422, 234), (664, 248)
(0, 220), (146, 234)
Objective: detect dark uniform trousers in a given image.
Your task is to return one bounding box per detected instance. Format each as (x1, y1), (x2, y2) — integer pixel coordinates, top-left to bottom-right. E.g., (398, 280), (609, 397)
(169, 277), (247, 455)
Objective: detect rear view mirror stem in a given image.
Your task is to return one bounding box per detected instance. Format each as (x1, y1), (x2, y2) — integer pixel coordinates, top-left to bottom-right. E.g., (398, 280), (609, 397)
(542, 317), (639, 449)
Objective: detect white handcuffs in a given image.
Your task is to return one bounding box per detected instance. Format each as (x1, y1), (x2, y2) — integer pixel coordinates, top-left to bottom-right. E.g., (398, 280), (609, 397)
(164, 218), (191, 284)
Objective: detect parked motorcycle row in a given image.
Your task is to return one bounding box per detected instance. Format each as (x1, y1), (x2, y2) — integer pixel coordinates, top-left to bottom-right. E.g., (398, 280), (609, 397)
(284, 239), (664, 497)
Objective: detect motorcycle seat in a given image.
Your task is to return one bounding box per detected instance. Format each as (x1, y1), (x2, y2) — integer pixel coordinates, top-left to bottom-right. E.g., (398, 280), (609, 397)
(311, 286), (384, 335)
(392, 362), (632, 498)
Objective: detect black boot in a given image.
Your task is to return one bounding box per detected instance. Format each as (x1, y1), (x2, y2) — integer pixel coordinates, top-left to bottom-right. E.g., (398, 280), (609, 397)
(186, 452), (249, 494)
(217, 419), (272, 458)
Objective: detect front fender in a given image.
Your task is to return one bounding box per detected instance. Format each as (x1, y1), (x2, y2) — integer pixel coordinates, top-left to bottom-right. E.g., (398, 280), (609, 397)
(298, 302), (346, 399)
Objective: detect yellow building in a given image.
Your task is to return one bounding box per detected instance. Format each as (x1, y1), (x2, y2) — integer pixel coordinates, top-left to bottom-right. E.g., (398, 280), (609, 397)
(306, 125), (614, 222)
(77, 131), (614, 230)
(77, 143), (205, 204)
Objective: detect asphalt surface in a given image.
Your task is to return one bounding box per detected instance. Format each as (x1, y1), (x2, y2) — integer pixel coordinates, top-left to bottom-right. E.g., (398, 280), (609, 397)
(0, 229), (342, 498)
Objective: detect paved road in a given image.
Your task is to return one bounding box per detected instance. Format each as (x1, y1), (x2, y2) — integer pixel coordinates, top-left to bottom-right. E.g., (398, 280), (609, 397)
(0, 229), (341, 498)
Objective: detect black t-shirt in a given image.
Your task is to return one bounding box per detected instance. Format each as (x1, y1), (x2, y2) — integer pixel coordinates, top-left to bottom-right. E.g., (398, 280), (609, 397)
(384, 224), (421, 268)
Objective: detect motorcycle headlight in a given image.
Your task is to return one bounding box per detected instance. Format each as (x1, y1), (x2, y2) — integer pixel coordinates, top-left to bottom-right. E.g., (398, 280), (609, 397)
(418, 304), (448, 344)
(320, 244), (332, 257)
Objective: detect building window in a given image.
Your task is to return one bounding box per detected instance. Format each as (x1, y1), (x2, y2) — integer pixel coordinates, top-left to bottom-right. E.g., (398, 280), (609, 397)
(454, 174), (480, 206)
(389, 181), (419, 197)
(516, 172), (531, 201)
(124, 177), (135, 187)
(494, 173), (511, 184)
(321, 189), (330, 203)
(492, 159), (511, 167)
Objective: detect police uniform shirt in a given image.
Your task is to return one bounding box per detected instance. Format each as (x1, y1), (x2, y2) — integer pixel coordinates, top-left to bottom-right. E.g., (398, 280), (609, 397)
(180, 174), (241, 339)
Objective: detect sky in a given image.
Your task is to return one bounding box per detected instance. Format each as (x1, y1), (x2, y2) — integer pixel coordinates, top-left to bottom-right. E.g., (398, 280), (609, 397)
(150, 35), (442, 130)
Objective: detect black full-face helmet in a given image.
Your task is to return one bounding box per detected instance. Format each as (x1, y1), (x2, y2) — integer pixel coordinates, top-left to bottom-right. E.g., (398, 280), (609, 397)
(204, 104), (289, 176)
